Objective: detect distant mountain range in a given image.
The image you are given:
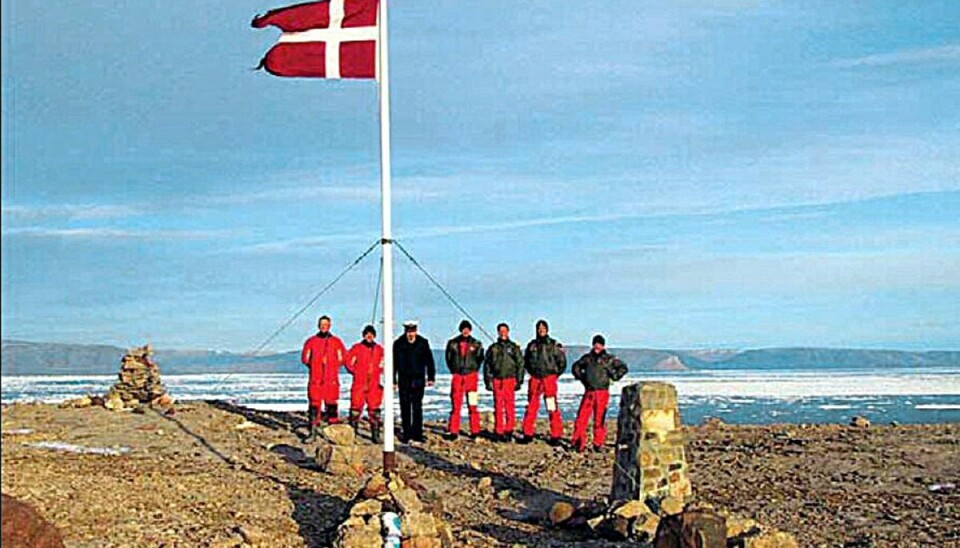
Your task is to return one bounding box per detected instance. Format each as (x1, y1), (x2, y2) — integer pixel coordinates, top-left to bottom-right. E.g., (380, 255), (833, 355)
(3, 339), (959, 377)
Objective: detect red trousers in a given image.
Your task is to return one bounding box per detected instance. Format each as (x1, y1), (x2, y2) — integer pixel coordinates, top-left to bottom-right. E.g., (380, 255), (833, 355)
(571, 389), (610, 450)
(350, 381), (383, 420)
(308, 380), (339, 409)
(522, 375), (564, 439)
(492, 378), (517, 435)
(449, 371), (481, 435)
(308, 381), (340, 424)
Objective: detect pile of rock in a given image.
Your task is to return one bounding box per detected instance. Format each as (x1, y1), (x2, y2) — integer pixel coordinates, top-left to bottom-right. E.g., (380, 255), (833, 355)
(550, 381), (797, 547)
(548, 498), (661, 542)
(551, 497), (797, 546)
(103, 345), (171, 411)
(334, 472), (453, 548)
(58, 344), (173, 412)
(314, 424), (366, 477)
(105, 345), (168, 408)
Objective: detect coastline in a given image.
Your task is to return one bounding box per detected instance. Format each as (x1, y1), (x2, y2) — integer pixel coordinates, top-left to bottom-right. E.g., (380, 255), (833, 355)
(4, 367), (960, 427)
(2, 401), (958, 547)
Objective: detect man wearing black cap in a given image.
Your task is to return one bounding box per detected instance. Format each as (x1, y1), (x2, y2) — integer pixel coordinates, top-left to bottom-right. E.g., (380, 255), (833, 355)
(345, 325), (384, 442)
(520, 319), (567, 444)
(570, 334), (628, 452)
(393, 321), (435, 443)
(444, 320), (485, 440)
(484, 322), (525, 441)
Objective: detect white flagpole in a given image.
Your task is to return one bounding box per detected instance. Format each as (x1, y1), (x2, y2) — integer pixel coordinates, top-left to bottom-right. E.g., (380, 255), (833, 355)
(377, 0), (397, 471)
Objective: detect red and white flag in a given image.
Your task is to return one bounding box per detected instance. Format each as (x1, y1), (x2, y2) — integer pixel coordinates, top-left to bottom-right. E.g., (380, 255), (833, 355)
(252, 0), (378, 79)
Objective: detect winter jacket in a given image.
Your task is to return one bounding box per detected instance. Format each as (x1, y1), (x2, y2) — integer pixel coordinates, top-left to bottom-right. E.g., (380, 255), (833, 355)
(483, 338), (525, 390)
(572, 350), (628, 391)
(444, 335), (484, 375)
(301, 332), (347, 384)
(393, 335), (436, 388)
(524, 336), (567, 378)
(346, 340), (384, 391)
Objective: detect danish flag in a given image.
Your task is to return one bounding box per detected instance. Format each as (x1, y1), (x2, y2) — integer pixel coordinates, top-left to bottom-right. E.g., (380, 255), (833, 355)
(252, 0), (379, 79)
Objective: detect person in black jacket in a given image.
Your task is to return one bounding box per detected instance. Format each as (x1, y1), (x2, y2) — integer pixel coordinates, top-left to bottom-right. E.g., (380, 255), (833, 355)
(519, 319), (567, 444)
(483, 322), (525, 442)
(444, 320), (484, 440)
(570, 334), (628, 452)
(393, 321), (435, 443)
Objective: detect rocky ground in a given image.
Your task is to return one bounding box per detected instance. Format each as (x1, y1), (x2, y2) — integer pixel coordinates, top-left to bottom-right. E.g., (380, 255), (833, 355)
(2, 401), (958, 547)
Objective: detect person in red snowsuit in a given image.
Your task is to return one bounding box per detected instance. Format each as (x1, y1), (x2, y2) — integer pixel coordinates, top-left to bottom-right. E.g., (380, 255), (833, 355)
(345, 324), (385, 442)
(570, 334), (628, 452)
(301, 315), (347, 441)
(519, 319), (567, 445)
(483, 322), (525, 442)
(444, 320), (485, 440)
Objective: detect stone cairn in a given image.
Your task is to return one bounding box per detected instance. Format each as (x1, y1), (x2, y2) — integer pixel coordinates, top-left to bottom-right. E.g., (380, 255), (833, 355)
(317, 423), (453, 546)
(104, 345), (171, 410)
(314, 424), (366, 477)
(550, 381), (799, 547)
(334, 472), (454, 548)
(59, 344), (173, 411)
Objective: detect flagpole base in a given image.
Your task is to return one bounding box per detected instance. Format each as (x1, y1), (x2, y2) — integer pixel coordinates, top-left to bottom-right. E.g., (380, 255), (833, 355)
(383, 450), (397, 472)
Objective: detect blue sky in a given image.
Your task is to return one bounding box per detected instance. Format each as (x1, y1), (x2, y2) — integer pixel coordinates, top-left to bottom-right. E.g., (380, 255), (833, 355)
(2, 1), (958, 352)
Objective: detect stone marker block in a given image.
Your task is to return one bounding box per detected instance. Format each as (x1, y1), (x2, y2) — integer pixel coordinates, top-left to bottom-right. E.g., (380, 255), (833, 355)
(611, 382), (692, 503)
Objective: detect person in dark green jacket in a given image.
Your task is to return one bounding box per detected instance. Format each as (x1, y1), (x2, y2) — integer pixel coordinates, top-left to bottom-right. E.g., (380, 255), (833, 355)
(570, 334), (628, 452)
(519, 319), (567, 444)
(483, 322), (525, 442)
(444, 320), (485, 440)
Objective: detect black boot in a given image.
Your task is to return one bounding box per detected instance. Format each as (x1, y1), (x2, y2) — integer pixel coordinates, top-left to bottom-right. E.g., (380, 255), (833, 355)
(348, 408), (362, 434)
(327, 403), (341, 424)
(370, 409), (382, 443)
(304, 406), (318, 443)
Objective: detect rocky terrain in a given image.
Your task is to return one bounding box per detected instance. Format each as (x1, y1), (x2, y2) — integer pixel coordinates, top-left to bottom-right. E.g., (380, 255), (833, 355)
(2, 402), (958, 547)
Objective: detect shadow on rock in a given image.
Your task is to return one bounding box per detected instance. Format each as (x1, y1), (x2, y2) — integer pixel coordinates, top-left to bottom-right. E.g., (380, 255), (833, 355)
(154, 406), (233, 465)
(399, 443), (587, 539)
(401, 443), (577, 500)
(154, 406), (349, 547)
(270, 443), (321, 472)
(285, 484), (350, 548)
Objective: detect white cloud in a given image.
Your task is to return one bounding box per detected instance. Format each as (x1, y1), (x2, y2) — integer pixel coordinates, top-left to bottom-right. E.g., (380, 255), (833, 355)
(238, 190), (959, 255)
(198, 183), (444, 207)
(833, 44), (960, 68)
(614, 250), (960, 295)
(240, 209), (666, 254)
(2, 227), (230, 241)
(697, 134), (960, 210)
(1, 203), (139, 222)
(201, 185), (382, 206)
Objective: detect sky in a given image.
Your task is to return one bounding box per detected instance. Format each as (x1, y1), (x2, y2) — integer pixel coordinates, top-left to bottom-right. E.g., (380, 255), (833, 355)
(2, 1), (959, 352)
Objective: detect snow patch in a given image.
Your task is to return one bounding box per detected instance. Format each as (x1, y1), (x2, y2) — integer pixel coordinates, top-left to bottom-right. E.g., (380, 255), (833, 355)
(25, 441), (132, 456)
